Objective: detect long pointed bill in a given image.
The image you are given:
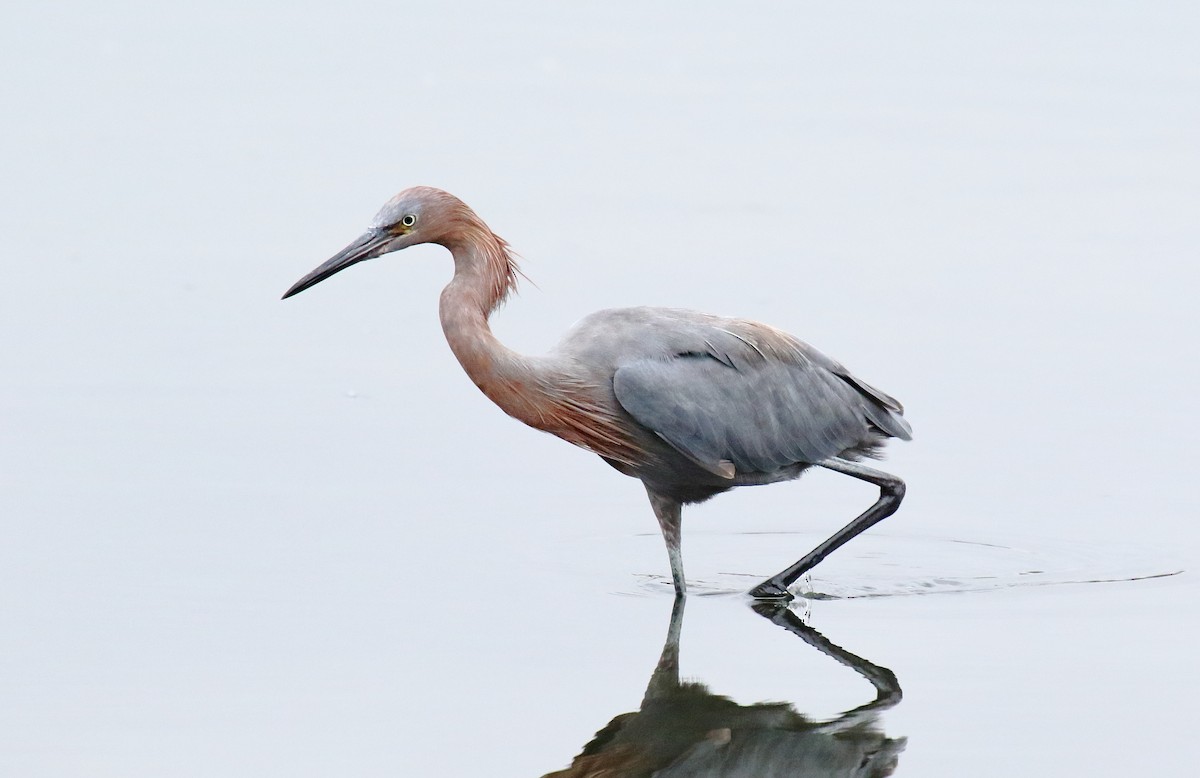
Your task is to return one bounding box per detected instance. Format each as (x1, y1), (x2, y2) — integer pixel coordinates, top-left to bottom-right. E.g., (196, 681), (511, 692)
(282, 229), (392, 299)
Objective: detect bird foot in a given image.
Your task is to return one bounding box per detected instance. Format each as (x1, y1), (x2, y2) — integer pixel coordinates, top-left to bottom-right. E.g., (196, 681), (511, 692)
(749, 579), (794, 601)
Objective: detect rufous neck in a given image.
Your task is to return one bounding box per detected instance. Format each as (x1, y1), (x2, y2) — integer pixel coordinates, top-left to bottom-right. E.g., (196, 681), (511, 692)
(437, 236), (537, 420)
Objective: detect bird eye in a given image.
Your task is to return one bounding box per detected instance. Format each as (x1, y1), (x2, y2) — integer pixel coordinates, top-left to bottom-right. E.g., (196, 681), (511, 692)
(401, 214), (417, 228)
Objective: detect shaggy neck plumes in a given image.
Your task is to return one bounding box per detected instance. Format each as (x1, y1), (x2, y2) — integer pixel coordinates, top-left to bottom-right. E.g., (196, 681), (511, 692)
(434, 208), (643, 467)
(436, 220), (537, 416)
(442, 224), (521, 315)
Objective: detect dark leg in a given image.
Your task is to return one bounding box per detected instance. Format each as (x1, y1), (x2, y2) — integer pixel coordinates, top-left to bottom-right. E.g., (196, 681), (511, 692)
(645, 486), (686, 597)
(750, 458), (906, 600)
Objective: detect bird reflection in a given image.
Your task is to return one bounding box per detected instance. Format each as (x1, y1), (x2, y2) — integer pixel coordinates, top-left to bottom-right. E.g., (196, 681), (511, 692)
(542, 600), (905, 777)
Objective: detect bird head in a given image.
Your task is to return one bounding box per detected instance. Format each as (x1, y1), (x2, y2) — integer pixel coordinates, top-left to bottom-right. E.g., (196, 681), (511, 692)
(281, 186), (467, 299)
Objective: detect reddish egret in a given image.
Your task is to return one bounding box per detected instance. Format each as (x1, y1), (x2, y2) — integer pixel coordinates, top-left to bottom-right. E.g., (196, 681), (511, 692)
(283, 187), (911, 600)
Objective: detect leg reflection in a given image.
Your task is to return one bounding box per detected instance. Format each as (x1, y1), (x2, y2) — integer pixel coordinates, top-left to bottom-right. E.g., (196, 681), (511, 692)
(543, 599), (906, 777)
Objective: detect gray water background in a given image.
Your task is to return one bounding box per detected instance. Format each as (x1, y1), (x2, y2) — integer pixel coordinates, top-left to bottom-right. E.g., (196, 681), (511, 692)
(1, 2), (1197, 775)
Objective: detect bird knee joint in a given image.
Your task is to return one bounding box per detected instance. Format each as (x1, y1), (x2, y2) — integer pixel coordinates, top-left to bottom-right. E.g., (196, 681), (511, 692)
(882, 478), (906, 502)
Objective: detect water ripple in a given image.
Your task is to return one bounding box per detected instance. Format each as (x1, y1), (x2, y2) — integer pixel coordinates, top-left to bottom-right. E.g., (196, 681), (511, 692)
(614, 532), (1184, 599)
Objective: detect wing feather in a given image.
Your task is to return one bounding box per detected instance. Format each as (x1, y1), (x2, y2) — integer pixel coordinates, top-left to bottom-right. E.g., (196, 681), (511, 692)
(612, 328), (909, 477)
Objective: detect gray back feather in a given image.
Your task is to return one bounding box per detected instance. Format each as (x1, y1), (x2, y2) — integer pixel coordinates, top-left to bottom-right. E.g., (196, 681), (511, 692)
(610, 319), (911, 477)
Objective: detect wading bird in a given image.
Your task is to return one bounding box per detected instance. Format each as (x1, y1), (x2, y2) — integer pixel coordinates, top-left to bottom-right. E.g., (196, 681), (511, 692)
(283, 187), (911, 600)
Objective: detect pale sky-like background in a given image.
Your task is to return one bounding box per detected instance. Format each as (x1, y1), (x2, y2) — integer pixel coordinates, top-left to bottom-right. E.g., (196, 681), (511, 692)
(2, 3), (1197, 776)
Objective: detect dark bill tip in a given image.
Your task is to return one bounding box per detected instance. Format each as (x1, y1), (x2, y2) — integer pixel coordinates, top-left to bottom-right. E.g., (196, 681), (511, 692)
(281, 229), (388, 300)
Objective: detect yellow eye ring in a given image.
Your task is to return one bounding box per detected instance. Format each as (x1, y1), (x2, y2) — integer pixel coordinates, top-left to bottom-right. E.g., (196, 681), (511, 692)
(401, 214), (417, 228)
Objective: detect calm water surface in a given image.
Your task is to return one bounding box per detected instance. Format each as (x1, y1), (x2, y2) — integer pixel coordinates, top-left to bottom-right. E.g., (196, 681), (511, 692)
(1, 2), (1196, 776)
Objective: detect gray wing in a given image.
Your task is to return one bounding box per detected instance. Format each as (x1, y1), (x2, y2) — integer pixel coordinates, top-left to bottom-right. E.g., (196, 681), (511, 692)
(612, 328), (911, 477)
